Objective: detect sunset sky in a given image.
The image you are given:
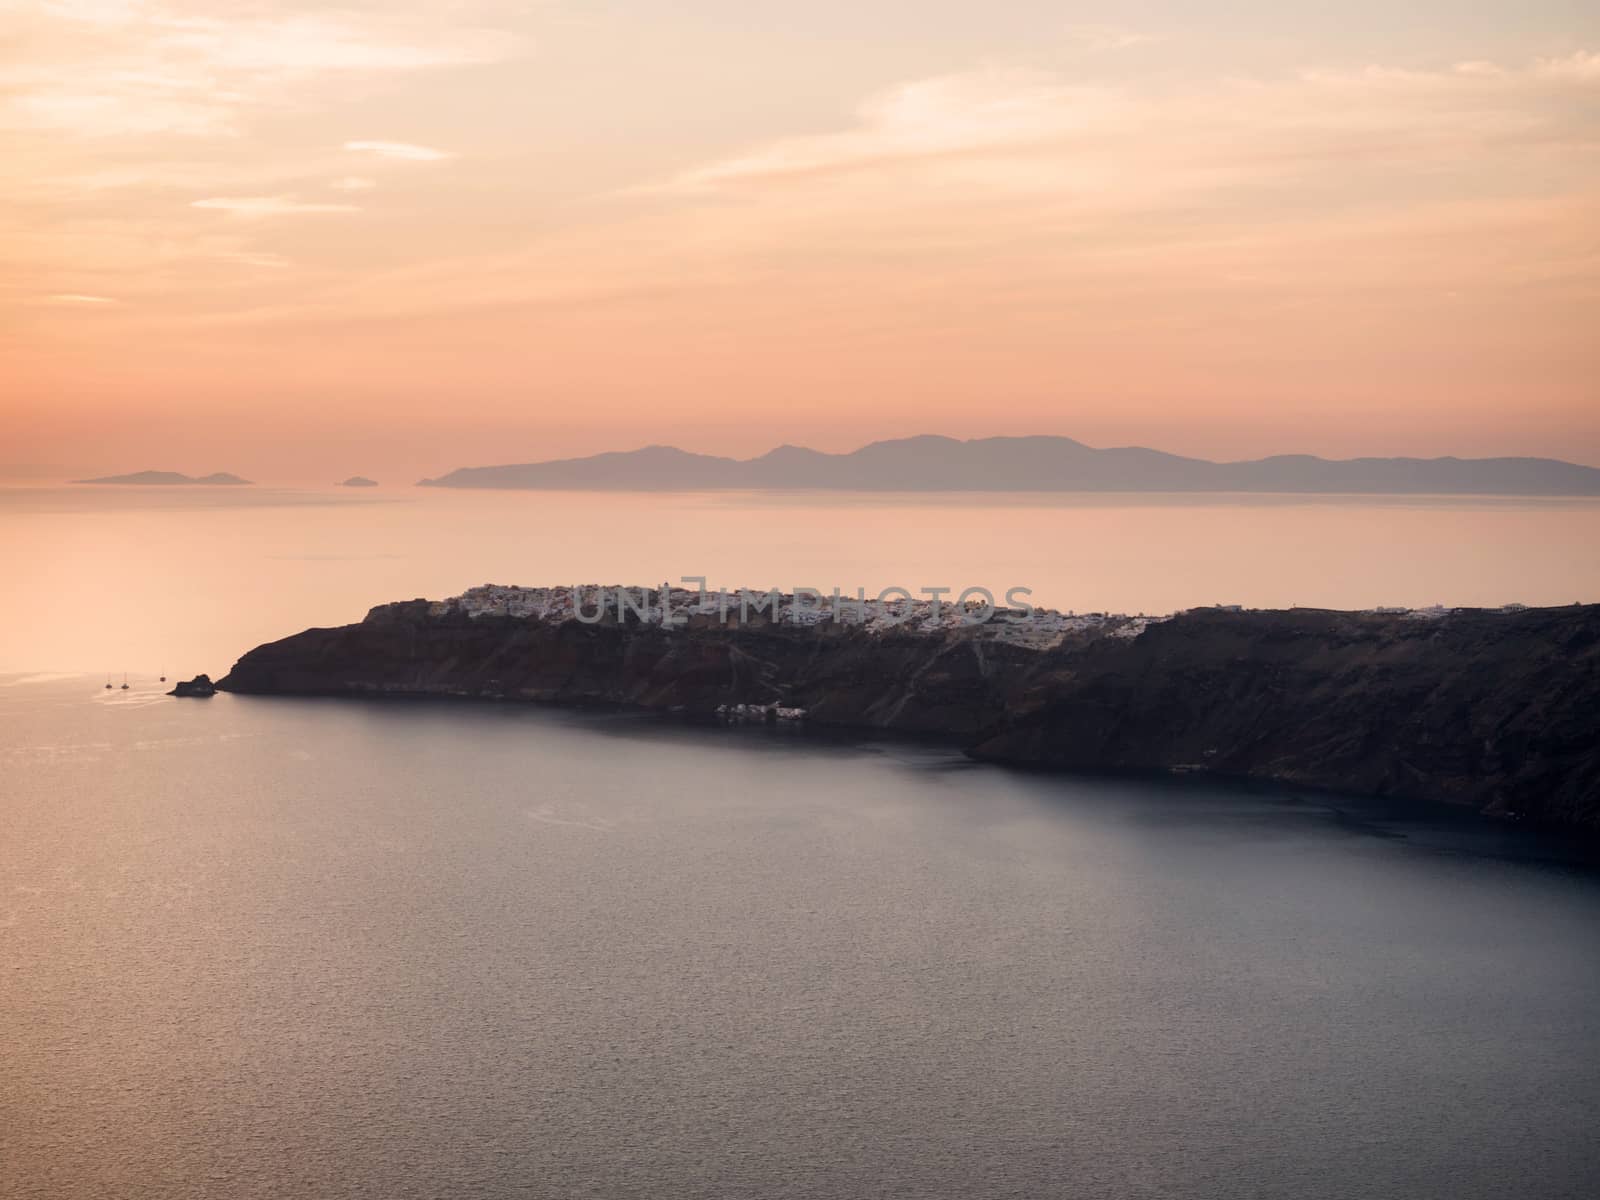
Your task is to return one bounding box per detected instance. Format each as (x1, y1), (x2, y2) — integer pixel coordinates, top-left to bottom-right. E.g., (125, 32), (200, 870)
(3, 1), (1597, 482)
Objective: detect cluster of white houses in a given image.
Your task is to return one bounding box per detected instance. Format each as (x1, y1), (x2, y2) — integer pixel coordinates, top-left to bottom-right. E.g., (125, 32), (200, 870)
(423, 585), (1532, 649)
(426, 584), (1165, 649)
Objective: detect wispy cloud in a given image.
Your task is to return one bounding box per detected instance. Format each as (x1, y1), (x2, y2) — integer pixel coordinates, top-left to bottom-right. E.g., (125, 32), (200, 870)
(642, 54), (1600, 197)
(1063, 25), (1156, 52)
(42, 293), (117, 305)
(640, 68), (1114, 194)
(0, 4), (506, 320)
(244, 49), (1586, 338)
(192, 196), (360, 218)
(1535, 50), (1600, 80)
(214, 251), (292, 269)
(153, 15), (517, 74)
(0, 3), (526, 138)
(344, 140), (454, 161)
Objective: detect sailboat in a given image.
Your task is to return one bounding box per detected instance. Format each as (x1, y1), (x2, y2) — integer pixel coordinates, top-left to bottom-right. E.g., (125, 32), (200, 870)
(105, 674), (112, 690)
(120, 673), (129, 690)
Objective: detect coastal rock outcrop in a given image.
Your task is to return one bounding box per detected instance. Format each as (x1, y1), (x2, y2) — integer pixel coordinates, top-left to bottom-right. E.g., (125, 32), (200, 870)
(168, 674), (217, 697)
(217, 592), (1600, 832)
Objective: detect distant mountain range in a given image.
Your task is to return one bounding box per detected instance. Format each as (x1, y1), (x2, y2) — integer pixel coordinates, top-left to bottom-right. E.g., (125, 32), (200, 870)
(417, 436), (1600, 495)
(74, 471), (252, 486)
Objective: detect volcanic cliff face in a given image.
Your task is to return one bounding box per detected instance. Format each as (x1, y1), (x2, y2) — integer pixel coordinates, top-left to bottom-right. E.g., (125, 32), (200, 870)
(969, 607), (1600, 831)
(218, 596), (1600, 831)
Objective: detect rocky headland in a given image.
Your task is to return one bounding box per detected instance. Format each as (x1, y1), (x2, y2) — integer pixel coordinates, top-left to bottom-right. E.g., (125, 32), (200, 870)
(217, 586), (1600, 832)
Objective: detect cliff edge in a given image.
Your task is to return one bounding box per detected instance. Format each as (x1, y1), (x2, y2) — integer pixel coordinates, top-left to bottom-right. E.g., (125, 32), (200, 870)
(218, 589), (1600, 832)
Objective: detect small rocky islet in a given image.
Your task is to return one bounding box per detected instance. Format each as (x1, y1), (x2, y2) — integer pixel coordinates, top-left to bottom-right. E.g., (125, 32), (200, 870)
(167, 674), (217, 697)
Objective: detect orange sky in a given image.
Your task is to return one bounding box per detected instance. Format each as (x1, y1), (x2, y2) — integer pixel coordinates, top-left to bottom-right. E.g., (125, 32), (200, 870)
(3, 1), (1598, 482)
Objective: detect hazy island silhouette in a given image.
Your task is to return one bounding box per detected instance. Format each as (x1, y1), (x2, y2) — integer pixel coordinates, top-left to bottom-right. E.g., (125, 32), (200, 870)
(73, 470), (252, 486)
(417, 434), (1600, 495)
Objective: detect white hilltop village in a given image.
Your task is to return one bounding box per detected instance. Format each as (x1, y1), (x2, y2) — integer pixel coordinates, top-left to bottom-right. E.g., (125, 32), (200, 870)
(426, 584), (1160, 649)
(420, 585), (1526, 652)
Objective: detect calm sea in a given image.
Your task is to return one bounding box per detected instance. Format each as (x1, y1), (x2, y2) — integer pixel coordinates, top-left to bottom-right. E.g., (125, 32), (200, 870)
(4, 488), (1599, 1198)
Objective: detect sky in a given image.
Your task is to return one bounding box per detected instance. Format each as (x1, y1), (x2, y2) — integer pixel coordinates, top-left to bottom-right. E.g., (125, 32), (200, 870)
(2, 0), (1597, 483)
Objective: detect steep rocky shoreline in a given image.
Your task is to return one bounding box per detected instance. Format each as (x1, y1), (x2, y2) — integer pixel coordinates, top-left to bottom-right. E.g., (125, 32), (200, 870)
(218, 594), (1600, 832)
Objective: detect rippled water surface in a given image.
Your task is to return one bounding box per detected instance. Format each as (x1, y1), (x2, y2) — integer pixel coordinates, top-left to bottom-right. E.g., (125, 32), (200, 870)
(4, 676), (1598, 1199)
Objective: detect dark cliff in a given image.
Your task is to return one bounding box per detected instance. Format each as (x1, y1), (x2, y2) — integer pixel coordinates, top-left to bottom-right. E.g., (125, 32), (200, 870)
(968, 607), (1600, 831)
(218, 599), (1600, 831)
